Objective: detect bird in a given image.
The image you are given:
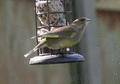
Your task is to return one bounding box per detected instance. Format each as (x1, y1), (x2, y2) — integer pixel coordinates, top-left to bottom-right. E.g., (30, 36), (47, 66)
(24, 17), (91, 57)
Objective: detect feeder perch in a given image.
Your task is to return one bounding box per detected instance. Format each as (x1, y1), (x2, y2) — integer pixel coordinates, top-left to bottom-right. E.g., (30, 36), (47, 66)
(27, 0), (85, 65)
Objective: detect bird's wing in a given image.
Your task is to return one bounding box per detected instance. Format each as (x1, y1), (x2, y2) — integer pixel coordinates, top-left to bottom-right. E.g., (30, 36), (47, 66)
(40, 25), (75, 38)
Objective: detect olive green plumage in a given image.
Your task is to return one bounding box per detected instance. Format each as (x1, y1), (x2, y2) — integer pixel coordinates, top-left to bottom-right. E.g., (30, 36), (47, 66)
(24, 17), (91, 57)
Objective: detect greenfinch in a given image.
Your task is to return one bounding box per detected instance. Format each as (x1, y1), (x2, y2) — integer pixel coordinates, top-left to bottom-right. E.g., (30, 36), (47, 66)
(24, 17), (91, 57)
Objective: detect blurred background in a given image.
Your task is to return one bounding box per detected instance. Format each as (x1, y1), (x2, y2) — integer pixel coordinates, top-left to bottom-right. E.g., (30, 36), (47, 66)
(0, 0), (120, 84)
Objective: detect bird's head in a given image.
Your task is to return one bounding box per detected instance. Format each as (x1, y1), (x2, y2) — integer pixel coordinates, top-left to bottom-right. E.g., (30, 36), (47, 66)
(72, 17), (91, 27)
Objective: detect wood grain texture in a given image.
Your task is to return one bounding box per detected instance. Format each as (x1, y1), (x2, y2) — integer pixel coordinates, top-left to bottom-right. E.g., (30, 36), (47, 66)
(0, 0), (72, 84)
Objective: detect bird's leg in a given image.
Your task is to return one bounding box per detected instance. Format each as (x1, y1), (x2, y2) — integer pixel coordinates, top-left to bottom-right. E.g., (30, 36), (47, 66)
(49, 49), (53, 55)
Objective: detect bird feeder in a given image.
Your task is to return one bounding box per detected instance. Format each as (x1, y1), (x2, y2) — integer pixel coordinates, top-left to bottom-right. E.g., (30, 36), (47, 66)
(27, 0), (85, 65)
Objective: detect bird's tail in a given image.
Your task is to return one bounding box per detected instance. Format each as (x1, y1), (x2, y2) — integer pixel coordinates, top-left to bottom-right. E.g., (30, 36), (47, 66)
(24, 39), (46, 58)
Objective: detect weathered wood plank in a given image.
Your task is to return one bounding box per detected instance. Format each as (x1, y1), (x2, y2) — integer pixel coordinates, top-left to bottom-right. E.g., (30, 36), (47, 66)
(96, 1), (120, 11)
(0, 0), (73, 84)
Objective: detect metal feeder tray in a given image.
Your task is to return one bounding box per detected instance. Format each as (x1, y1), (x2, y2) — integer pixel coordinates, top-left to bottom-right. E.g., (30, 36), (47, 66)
(29, 53), (85, 65)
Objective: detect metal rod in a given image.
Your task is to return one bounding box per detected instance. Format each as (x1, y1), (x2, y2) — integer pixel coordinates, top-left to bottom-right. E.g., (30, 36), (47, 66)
(47, 0), (51, 30)
(37, 11), (72, 15)
(34, 0), (42, 54)
(37, 25), (66, 29)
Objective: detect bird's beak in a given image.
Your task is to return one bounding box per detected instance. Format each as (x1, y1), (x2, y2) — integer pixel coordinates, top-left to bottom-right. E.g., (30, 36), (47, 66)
(86, 18), (91, 21)
(86, 18), (91, 25)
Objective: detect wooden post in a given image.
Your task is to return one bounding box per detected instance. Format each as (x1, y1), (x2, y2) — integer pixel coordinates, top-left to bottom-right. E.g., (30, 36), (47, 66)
(70, 0), (102, 84)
